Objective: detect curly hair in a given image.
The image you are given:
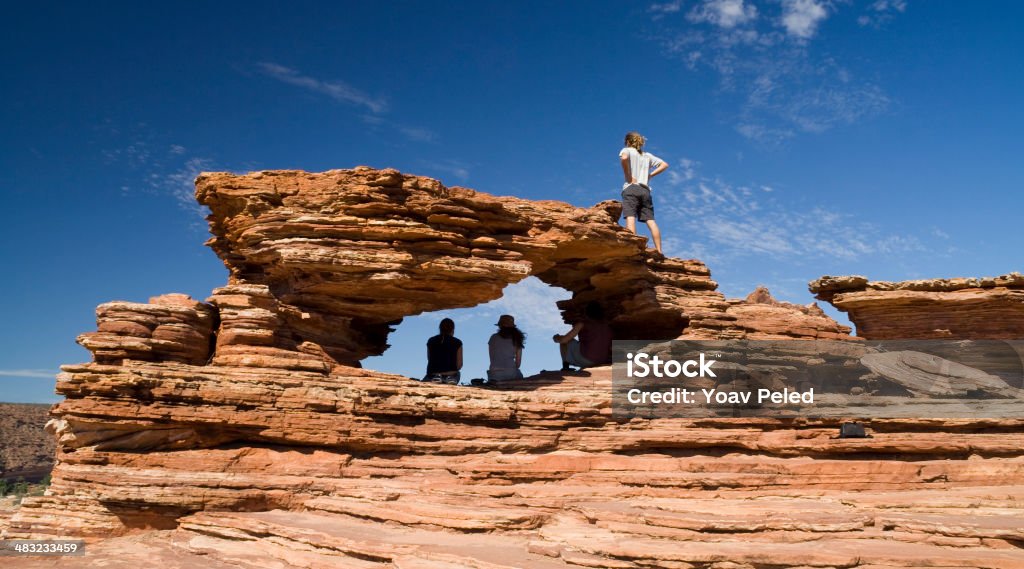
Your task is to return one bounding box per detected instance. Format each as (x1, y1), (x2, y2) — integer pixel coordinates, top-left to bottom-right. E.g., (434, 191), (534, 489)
(498, 326), (526, 349)
(624, 132), (646, 154)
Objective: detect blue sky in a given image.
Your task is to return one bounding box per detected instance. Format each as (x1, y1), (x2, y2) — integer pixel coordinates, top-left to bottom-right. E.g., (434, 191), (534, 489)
(2, 1), (1021, 402)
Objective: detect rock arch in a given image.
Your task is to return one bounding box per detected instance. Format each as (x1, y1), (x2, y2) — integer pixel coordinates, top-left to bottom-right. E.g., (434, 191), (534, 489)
(193, 167), (849, 370)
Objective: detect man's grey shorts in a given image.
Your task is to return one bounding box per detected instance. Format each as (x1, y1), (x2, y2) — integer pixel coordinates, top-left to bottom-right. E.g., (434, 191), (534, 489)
(621, 183), (654, 222)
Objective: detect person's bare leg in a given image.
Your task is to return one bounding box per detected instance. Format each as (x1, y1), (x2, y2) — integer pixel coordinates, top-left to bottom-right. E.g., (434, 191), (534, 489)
(646, 220), (662, 253)
(625, 216), (637, 234)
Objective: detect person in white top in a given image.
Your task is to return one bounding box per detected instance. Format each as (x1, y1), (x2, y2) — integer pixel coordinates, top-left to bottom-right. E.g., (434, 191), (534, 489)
(619, 132), (669, 256)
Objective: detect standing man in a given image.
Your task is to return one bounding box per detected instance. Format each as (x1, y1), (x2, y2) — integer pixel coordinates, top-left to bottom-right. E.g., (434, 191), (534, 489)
(619, 132), (669, 257)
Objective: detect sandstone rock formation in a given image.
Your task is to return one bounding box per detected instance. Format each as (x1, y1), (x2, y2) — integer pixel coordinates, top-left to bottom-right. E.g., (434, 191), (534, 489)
(76, 294), (216, 366)
(5, 168), (1023, 568)
(195, 167), (849, 368)
(810, 273), (1024, 339)
(8, 365), (1024, 568)
(689, 285), (852, 340)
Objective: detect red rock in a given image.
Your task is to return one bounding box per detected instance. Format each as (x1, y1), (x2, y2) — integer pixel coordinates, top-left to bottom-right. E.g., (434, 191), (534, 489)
(686, 285), (853, 340)
(7, 169), (1023, 569)
(76, 294), (215, 365)
(810, 273), (1024, 339)
(195, 168), (850, 363)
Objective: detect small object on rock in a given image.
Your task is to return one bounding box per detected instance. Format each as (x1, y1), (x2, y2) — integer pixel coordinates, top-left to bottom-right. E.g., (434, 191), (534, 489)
(839, 422), (869, 438)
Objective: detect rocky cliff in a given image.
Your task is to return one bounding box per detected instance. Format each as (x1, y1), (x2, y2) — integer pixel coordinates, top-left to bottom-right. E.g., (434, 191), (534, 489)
(810, 273), (1024, 339)
(4, 168), (1023, 568)
(0, 403), (54, 482)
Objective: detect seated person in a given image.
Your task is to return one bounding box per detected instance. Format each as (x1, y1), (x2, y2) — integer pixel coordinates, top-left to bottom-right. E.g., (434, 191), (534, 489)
(424, 318), (462, 382)
(553, 302), (613, 371)
(487, 314), (526, 381)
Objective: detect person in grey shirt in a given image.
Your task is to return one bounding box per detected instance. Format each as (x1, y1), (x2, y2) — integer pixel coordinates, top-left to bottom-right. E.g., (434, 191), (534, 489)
(619, 131), (669, 257)
(487, 314), (526, 381)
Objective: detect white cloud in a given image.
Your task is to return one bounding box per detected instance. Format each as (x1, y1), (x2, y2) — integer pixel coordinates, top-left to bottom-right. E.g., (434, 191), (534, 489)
(688, 0), (758, 28)
(427, 277), (572, 337)
(654, 1), (894, 142)
(649, 0), (683, 19)
(161, 157), (216, 217)
(873, 0), (908, 11)
(256, 62), (388, 114)
(662, 237), (724, 265)
(702, 216), (794, 255)
(485, 278), (573, 334)
(0, 369), (55, 378)
(733, 51), (890, 143)
(418, 159), (471, 182)
(858, 0), (908, 27)
(735, 122), (795, 143)
(746, 70), (890, 138)
(99, 122), (218, 219)
(780, 0), (829, 39)
(658, 161), (923, 262)
(253, 62), (439, 144)
(666, 157), (699, 185)
(871, 0), (908, 18)
(102, 142), (151, 168)
(398, 126), (438, 143)
(360, 114), (438, 145)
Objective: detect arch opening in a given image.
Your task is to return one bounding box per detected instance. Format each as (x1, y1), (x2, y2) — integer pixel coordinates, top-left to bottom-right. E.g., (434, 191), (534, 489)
(196, 168), (722, 372)
(364, 277), (573, 380)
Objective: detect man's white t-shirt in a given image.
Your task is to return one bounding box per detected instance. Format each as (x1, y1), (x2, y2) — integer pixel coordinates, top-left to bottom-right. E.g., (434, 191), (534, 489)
(619, 147), (664, 189)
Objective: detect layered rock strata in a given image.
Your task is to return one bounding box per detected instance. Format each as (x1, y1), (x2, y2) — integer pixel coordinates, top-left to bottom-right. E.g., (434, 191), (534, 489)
(7, 168), (1024, 567)
(7, 368), (1024, 568)
(196, 168), (849, 367)
(75, 294), (216, 366)
(810, 273), (1024, 340)
(686, 285), (852, 340)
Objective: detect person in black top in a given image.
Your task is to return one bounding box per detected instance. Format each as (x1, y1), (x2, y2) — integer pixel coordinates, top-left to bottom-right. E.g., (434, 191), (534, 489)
(424, 318), (463, 383)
